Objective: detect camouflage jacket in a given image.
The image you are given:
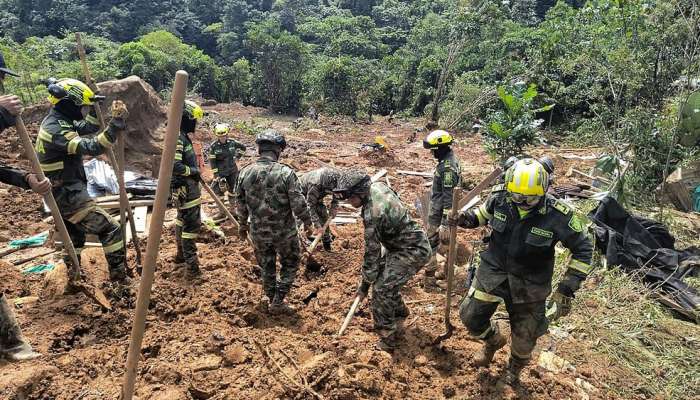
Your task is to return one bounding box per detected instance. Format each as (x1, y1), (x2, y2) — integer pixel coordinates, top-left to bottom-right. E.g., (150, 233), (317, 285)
(35, 108), (115, 185)
(429, 148), (461, 227)
(172, 130), (200, 186)
(208, 138), (246, 177)
(299, 167), (340, 223)
(236, 154), (312, 242)
(361, 182), (429, 282)
(463, 189), (593, 303)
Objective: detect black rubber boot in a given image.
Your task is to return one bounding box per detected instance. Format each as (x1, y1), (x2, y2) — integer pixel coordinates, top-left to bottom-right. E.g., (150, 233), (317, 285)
(0, 294), (41, 362)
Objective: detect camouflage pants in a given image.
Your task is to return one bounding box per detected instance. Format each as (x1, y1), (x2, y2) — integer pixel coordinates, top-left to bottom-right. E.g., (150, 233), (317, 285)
(459, 279), (548, 361)
(251, 236), (301, 300)
(310, 202), (332, 243)
(372, 246), (430, 336)
(172, 178), (201, 269)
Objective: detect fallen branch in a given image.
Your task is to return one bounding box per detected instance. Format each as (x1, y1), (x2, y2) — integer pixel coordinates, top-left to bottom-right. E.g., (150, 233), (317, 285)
(252, 338), (324, 400)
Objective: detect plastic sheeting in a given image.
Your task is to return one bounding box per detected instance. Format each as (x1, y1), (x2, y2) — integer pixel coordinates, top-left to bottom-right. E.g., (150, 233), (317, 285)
(589, 197), (700, 322)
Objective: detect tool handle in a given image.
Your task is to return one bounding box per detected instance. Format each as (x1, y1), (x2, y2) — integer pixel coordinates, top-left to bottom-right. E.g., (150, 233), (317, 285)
(337, 294), (364, 337)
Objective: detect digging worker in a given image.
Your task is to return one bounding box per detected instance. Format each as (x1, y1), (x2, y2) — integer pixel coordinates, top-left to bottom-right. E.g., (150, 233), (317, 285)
(333, 170), (431, 351)
(208, 122), (246, 215)
(449, 158), (593, 382)
(35, 78), (129, 288)
(298, 167), (341, 251)
(171, 100), (204, 276)
(422, 129), (461, 291)
(236, 129), (314, 314)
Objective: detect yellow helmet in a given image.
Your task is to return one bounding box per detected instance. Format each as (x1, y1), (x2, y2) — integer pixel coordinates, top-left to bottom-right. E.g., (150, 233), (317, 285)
(214, 123), (231, 136)
(47, 78), (96, 106)
(423, 129), (453, 149)
(183, 100), (204, 121)
(505, 158), (549, 196)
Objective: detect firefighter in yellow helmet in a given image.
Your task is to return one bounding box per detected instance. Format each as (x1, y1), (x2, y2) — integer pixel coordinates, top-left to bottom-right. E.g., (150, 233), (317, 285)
(207, 122), (247, 216)
(171, 100), (204, 276)
(448, 158), (593, 382)
(35, 78), (129, 291)
(422, 129), (461, 291)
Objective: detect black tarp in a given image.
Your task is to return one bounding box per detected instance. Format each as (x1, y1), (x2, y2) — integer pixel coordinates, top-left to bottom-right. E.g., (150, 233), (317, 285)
(588, 197), (700, 322)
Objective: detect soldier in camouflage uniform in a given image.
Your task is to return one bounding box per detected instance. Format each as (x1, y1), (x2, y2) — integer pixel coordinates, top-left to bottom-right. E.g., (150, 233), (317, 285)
(333, 170), (431, 351)
(298, 167), (341, 251)
(35, 78), (128, 285)
(449, 158), (593, 382)
(236, 129), (314, 314)
(171, 100), (204, 275)
(422, 130), (461, 291)
(208, 123), (246, 206)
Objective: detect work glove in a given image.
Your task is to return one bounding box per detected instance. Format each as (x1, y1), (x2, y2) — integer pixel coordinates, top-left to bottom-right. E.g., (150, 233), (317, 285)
(189, 167), (200, 180)
(238, 224), (249, 240)
(0, 94), (23, 116)
(108, 100), (128, 131)
(448, 211), (478, 229)
(357, 279), (371, 297)
(438, 224), (450, 244)
(329, 205), (338, 218)
(546, 292), (572, 321)
(25, 174), (51, 195)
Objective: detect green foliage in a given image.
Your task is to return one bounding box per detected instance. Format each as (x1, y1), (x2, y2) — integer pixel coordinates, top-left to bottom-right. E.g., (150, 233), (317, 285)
(483, 83), (553, 161)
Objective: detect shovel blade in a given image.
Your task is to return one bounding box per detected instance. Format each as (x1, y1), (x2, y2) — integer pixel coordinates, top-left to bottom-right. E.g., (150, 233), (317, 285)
(75, 282), (113, 311)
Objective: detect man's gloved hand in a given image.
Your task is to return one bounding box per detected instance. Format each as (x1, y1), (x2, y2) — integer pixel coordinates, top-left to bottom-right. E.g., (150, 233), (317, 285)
(449, 211), (479, 228)
(238, 224), (249, 239)
(357, 279), (371, 296)
(330, 206), (338, 218)
(438, 224), (450, 244)
(189, 168), (200, 180)
(25, 174), (51, 195)
(546, 292), (572, 321)
(109, 100), (129, 131)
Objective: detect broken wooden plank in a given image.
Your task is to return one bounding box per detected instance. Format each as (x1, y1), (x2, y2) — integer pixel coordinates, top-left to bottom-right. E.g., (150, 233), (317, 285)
(132, 206), (148, 233)
(12, 296), (39, 306)
(95, 193), (132, 203)
(371, 169), (387, 182)
(570, 168), (612, 184)
(397, 170), (433, 178)
(333, 217), (358, 225)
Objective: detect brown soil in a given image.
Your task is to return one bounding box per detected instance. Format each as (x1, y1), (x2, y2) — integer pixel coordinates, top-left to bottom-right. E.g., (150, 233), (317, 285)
(1, 104), (626, 400)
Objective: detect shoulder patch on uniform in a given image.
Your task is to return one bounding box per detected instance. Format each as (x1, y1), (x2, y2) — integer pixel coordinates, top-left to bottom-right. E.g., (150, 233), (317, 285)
(491, 184), (505, 193)
(58, 120), (72, 128)
(443, 170), (454, 188)
(568, 215), (584, 233)
(552, 200), (571, 215)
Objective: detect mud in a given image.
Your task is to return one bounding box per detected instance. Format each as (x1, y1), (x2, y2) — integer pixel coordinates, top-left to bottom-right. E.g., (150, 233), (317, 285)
(1, 104), (623, 399)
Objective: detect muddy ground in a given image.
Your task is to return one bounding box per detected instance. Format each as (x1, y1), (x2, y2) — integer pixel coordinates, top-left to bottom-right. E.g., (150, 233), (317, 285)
(0, 104), (634, 400)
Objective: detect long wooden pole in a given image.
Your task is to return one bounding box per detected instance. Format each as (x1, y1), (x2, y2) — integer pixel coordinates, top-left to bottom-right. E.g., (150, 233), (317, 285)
(199, 178), (240, 229)
(15, 116), (82, 277)
(75, 32), (143, 268)
(121, 71), (188, 400)
(337, 293), (363, 337)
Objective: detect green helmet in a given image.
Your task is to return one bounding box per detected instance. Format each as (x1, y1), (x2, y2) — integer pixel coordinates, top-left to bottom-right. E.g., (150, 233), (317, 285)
(255, 129), (287, 150)
(333, 169), (371, 200)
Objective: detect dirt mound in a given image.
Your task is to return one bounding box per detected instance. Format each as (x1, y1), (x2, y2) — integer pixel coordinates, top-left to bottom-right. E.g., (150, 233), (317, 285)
(97, 75), (167, 172)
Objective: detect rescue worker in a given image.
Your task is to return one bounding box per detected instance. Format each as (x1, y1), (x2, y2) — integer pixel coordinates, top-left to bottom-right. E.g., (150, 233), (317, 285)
(236, 129), (314, 314)
(333, 170), (431, 351)
(298, 167), (341, 251)
(208, 122), (247, 216)
(449, 158), (593, 382)
(171, 100), (204, 275)
(35, 78), (129, 287)
(422, 129), (461, 291)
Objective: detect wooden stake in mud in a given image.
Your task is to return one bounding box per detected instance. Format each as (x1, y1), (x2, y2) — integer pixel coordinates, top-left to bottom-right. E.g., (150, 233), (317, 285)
(75, 32), (143, 268)
(15, 115), (112, 310)
(433, 167), (502, 345)
(121, 70), (188, 400)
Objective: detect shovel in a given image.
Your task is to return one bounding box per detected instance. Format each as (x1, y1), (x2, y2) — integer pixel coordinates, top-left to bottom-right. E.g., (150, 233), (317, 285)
(433, 167), (502, 345)
(302, 211), (335, 272)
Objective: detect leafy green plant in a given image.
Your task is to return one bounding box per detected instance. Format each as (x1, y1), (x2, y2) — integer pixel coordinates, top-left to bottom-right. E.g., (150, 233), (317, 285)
(482, 83), (554, 162)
